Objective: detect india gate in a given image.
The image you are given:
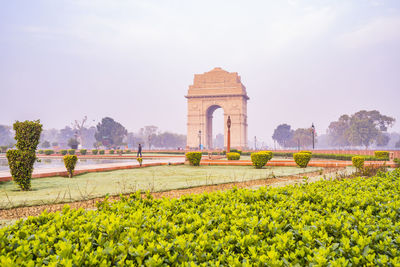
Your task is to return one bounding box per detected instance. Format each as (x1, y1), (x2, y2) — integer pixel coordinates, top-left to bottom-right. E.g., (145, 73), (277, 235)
(185, 67), (249, 149)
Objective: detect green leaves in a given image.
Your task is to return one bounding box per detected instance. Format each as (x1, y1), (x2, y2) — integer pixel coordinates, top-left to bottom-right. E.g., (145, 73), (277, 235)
(293, 152), (312, 168)
(1, 169), (400, 265)
(185, 152), (202, 166)
(63, 155), (78, 178)
(251, 151), (273, 168)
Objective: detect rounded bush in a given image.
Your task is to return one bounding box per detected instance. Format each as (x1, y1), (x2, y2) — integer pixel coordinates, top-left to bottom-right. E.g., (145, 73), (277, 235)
(60, 149), (68, 155)
(227, 152), (240, 160)
(293, 152), (312, 168)
(63, 155), (78, 178)
(92, 149), (98, 155)
(80, 149), (87, 155)
(126, 150), (131, 154)
(99, 150), (105, 155)
(37, 150), (44, 154)
(251, 151), (273, 169)
(374, 151), (389, 160)
(109, 150), (115, 154)
(299, 150), (312, 155)
(352, 156), (365, 170)
(68, 149), (75, 155)
(186, 152), (202, 166)
(44, 149), (54, 155)
(230, 149), (242, 155)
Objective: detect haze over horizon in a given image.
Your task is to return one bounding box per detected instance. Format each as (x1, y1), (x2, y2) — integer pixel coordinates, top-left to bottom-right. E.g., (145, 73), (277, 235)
(1, 0), (399, 146)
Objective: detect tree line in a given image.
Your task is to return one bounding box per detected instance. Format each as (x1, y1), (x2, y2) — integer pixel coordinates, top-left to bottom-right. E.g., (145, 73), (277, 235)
(0, 117), (186, 150)
(272, 110), (399, 149)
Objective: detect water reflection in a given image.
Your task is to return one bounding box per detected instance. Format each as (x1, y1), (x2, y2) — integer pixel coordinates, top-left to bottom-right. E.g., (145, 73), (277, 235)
(0, 158), (134, 171)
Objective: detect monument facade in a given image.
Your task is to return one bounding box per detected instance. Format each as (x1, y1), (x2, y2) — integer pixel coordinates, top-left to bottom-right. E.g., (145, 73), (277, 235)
(185, 67), (249, 149)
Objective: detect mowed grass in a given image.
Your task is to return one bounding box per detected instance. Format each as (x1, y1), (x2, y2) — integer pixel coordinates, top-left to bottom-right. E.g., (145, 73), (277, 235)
(0, 165), (322, 208)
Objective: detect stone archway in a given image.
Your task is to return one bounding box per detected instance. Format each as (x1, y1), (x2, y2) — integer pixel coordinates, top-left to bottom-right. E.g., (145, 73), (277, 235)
(185, 67), (249, 149)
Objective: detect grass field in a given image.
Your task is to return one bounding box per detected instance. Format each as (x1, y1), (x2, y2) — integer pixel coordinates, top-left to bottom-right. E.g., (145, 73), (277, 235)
(0, 165), (322, 208)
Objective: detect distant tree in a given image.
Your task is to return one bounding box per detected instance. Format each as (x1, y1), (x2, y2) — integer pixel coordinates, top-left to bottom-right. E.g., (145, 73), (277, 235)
(0, 125), (14, 146)
(376, 134), (390, 147)
(95, 117), (127, 149)
(72, 116), (88, 147)
(153, 132), (186, 149)
(292, 128), (316, 149)
(68, 138), (79, 149)
(395, 139), (400, 149)
(58, 126), (75, 147)
(41, 140), (51, 148)
(272, 124), (294, 148)
(140, 126), (158, 150)
(347, 110), (395, 149)
(328, 110), (395, 149)
(327, 115), (351, 147)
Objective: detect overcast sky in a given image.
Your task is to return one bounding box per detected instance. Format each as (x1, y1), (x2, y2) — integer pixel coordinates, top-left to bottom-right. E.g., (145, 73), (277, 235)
(1, 0), (399, 146)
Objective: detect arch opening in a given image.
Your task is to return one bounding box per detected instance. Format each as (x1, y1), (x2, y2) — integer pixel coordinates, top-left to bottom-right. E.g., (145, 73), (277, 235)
(206, 105), (224, 149)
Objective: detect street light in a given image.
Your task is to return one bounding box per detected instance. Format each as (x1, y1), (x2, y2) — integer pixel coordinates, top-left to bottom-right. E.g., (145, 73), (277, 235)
(311, 123), (315, 150)
(198, 130), (202, 150)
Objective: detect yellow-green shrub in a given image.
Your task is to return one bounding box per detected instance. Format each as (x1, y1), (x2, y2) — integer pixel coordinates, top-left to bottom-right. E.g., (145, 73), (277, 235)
(374, 151), (389, 160)
(99, 150), (105, 155)
(293, 152), (312, 168)
(68, 149), (75, 155)
(60, 149), (68, 155)
(6, 120), (42, 191)
(251, 151), (273, 169)
(227, 152), (240, 160)
(352, 156), (365, 170)
(92, 149), (98, 155)
(80, 149), (87, 155)
(186, 152), (202, 166)
(63, 155), (78, 178)
(299, 150), (312, 154)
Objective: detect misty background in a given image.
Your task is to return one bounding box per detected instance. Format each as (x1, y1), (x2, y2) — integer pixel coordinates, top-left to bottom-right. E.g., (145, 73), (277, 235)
(1, 0), (399, 148)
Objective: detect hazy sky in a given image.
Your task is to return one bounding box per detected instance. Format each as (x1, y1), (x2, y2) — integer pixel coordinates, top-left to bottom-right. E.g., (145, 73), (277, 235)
(1, 0), (399, 146)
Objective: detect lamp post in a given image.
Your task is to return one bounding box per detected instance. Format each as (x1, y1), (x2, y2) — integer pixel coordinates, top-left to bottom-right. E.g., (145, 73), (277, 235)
(198, 130), (202, 150)
(227, 116), (231, 153)
(254, 136), (257, 151)
(311, 123), (315, 150)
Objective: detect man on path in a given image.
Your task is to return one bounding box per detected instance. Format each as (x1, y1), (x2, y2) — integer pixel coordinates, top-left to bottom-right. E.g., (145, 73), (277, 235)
(137, 143), (142, 157)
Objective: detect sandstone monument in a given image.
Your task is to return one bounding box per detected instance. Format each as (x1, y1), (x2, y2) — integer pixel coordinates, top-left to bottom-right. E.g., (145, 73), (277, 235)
(185, 67), (249, 149)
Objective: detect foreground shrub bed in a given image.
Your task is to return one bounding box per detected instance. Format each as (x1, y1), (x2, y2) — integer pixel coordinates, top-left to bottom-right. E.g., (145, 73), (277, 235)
(1, 170), (400, 265)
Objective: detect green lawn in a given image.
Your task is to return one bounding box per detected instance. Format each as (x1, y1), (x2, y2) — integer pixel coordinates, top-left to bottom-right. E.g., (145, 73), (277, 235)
(0, 165), (322, 208)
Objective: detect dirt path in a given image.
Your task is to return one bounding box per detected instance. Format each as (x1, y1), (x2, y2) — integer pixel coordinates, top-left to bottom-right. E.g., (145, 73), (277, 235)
(0, 167), (343, 222)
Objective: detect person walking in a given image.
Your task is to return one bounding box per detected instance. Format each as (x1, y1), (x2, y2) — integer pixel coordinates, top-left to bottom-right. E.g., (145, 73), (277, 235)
(137, 143), (142, 157)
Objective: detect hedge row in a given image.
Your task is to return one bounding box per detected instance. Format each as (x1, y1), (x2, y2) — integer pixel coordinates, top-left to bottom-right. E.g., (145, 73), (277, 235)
(1, 169), (400, 265)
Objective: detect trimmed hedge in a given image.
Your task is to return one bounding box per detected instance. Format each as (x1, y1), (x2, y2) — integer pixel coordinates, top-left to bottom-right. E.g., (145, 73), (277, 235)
(230, 149), (242, 155)
(374, 151), (389, 160)
(226, 152), (240, 160)
(1, 170), (400, 265)
(293, 152), (312, 168)
(352, 156), (365, 170)
(37, 150), (44, 154)
(68, 149), (75, 155)
(80, 149), (87, 155)
(60, 149), (68, 155)
(394, 158), (400, 168)
(299, 150), (312, 154)
(251, 151), (273, 169)
(91, 149), (98, 155)
(6, 150), (36, 190)
(109, 150), (115, 154)
(99, 150), (105, 155)
(44, 149), (54, 155)
(6, 120), (42, 191)
(63, 155), (78, 178)
(186, 152), (202, 166)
